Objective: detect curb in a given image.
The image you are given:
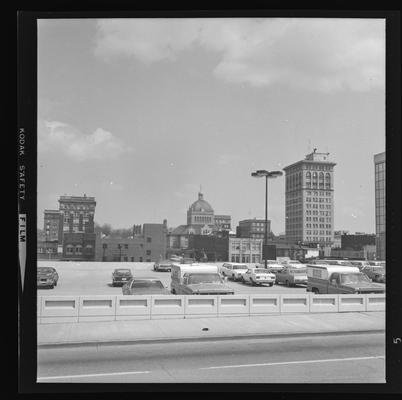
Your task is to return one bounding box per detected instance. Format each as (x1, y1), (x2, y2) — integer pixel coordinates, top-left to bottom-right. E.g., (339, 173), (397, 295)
(38, 328), (385, 349)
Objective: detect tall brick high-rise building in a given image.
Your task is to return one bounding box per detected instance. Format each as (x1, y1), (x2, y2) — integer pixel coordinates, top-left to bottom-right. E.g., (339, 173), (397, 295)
(283, 150), (336, 246)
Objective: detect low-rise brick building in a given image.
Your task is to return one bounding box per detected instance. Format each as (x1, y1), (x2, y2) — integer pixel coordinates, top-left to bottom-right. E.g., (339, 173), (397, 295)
(95, 222), (168, 262)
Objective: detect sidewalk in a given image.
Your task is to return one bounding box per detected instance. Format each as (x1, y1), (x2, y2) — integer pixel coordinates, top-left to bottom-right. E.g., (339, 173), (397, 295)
(37, 311), (385, 348)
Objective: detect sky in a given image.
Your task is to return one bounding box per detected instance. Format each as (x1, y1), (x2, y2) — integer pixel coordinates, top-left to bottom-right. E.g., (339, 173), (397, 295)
(37, 17), (385, 234)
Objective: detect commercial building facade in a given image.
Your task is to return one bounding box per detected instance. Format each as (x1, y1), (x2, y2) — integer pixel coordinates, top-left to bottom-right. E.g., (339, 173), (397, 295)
(58, 195), (97, 260)
(284, 150), (336, 246)
(237, 218), (272, 240)
(43, 209), (60, 242)
(95, 222), (168, 262)
(374, 152), (385, 260)
(229, 237), (263, 263)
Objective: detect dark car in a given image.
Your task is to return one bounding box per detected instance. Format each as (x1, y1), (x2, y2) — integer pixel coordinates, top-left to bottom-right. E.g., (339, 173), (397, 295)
(122, 278), (171, 295)
(153, 261), (173, 272)
(362, 266), (386, 283)
(37, 267), (59, 289)
(112, 268), (133, 287)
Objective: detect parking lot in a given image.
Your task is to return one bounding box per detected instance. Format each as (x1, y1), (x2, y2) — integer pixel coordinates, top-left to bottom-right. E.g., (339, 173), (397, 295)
(37, 261), (312, 296)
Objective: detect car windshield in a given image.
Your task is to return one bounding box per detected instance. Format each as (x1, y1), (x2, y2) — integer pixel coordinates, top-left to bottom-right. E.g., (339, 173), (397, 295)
(115, 269), (131, 274)
(340, 273), (371, 284)
(131, 280), (164, 289)
(254, 269), (268, 273)
(187, 273), (222, 284)
(38, 268), (54, 273)
(289, 269), (307, 274)
(232, 265), (247, 270)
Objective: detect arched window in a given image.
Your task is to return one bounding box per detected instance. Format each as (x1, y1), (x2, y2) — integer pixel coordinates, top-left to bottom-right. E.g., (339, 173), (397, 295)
(66, 245), (74, 254)
(85, 244), (93, 254)
(75, 245), (82, 255)
(325, 173), (331, 188)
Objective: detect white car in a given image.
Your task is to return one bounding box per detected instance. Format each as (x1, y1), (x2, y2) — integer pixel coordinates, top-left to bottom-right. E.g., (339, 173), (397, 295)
(220, 263), (249, 281)
(242, 268), (276, 286)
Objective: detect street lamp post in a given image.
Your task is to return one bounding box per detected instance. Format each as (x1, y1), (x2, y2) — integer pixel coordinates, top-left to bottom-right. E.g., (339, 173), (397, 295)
(251, 170), (283, 268)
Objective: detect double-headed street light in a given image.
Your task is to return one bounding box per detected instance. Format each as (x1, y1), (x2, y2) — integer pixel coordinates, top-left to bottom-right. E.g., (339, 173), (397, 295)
(251, 170), (283, 268)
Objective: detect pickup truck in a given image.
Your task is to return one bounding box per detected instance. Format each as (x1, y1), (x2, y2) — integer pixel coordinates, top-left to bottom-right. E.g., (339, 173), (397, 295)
(170, 264), (234, 295)
(306, 264), (385, 294)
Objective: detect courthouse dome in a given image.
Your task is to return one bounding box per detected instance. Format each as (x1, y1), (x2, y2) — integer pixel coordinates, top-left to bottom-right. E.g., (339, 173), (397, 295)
(189, 192), (214, 213)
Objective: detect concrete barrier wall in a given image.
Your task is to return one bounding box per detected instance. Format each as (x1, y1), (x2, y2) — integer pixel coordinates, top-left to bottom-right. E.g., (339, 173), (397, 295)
(249, 294), (280, 315)
(184, 296), (218, 318)
(37, 293), (385, 323)
(366, 294), (386, 312)
(79, 295), (116, 322)
(116, 295), (151, 320)
(41, 296), (79, 324)
(338, 294), (366, 312)
(281, 294), (310, 313)
(309, 294), (339, 313)
(218, 295), (250, 317)
(150, 295), (185, 319)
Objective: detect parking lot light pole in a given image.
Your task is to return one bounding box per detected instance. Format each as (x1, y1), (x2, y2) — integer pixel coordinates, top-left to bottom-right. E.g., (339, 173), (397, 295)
(251, 170), (283, 268)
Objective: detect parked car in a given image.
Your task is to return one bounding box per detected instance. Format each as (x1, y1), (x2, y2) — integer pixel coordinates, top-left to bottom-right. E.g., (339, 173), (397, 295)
(306, 264), (385, 294)
(220, 263), (249, 281)
(153, 261), (173, 272)
(112, 268), (133, 287)
(275, 266), (308, 287)
(122, 278), (170, 295)
(242, 268), (276, 286)
(37, 266), (59, 289)
(263, 260), (286, 273)
(170, 264), (234, 295)
(361, 266), (386, 283)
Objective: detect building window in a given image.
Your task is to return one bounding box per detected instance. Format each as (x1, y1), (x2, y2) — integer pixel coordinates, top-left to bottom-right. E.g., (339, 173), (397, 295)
(131, 257), (134, 262)
(124, 244), (128, 249)
(139, 257), (143, 262)
(146, 250), (151, 256)
(147, 237), (152, 243)
(66, 245), (74, 254)
(75, 245), (82, 255)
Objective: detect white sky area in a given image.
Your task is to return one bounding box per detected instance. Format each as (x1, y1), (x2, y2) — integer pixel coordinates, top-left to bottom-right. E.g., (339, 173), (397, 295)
(37, 18), (385, 234)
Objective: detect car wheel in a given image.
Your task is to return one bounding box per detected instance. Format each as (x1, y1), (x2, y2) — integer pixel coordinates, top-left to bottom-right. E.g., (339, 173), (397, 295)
(269, 282), (274, 287)
(312, 288), (319, 294)
(49, 284), (54, 289)
(171, 289), (176, 294)
(54, 280), (57, 287)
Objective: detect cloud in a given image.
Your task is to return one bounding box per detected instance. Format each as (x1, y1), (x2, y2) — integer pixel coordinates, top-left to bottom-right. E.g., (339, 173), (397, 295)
(38, 120), (132, 161)
(94, 18), (384, 92)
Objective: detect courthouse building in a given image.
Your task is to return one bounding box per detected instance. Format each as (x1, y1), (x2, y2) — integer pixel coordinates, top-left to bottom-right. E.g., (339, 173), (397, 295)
(167, 191), (231, 253)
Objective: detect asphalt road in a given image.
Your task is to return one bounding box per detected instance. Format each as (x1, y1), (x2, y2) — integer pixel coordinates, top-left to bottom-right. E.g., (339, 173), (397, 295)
(37, 332), (385, 383)
(37, 261), (316, 296)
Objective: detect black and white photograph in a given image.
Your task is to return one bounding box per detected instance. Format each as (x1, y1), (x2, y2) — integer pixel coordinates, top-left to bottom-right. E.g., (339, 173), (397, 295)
(17, 8), (401, 392)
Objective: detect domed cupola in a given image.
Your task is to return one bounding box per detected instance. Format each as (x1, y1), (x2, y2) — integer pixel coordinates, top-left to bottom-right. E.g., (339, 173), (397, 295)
(187, 191), (214, 226)
(189, 192), (214, 213)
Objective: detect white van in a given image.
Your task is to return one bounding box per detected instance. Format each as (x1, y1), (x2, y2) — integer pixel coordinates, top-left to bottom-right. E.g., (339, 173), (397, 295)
(170, 263), (234, 295)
